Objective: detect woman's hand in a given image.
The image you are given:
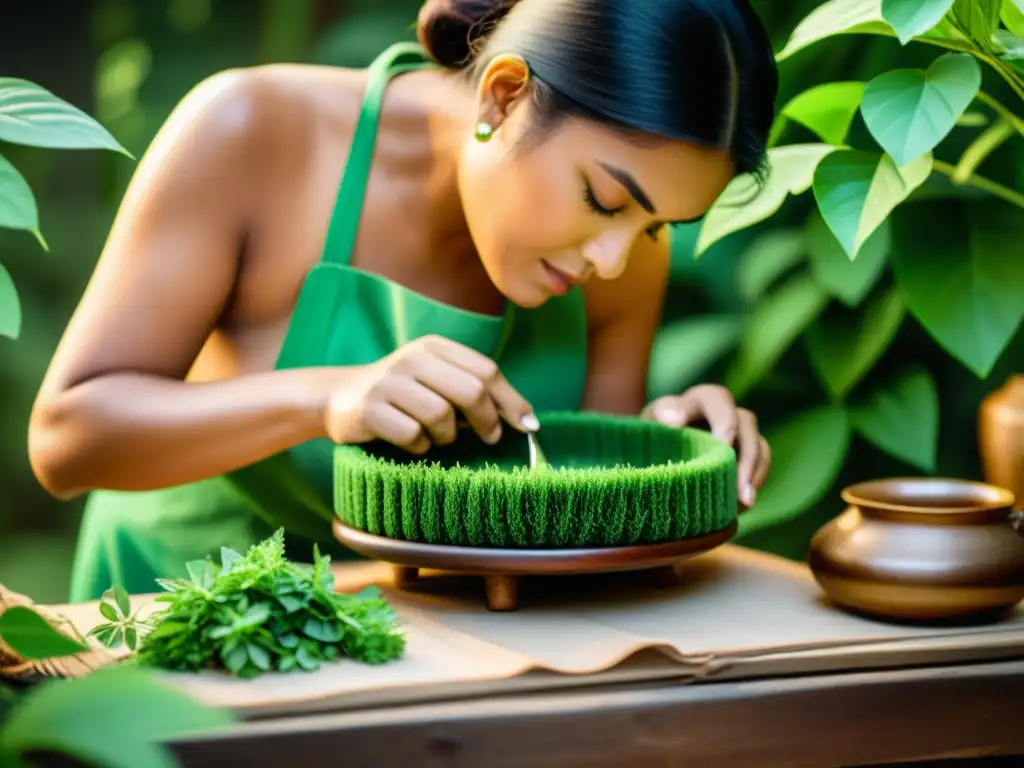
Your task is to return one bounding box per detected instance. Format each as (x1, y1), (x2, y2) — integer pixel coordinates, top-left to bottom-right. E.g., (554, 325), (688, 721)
(642, 384), (770, 508)
(326, 335), (537, 454)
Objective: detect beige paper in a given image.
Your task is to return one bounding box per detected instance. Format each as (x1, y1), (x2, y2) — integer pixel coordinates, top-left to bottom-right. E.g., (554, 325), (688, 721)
(52, 545), (1024, 717)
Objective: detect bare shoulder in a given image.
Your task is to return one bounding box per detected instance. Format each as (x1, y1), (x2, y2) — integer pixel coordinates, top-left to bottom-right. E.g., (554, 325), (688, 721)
(142, 63), (365, 189)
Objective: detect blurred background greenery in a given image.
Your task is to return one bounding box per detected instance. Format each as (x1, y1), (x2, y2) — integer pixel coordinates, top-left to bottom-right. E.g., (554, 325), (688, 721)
(1, 0), (1020, 603)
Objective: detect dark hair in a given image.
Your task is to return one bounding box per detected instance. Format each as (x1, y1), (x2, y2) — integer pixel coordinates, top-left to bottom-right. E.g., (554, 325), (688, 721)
(417, 0), (778, 178)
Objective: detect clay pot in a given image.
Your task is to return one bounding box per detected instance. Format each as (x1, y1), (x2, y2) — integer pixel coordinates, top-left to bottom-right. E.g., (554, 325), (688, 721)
(809, 478), (1024, 621)
(979, 375), (1024, 511)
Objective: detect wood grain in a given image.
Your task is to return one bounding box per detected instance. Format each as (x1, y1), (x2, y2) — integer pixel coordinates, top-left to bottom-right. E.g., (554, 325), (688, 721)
(169, 660), (1024, 768)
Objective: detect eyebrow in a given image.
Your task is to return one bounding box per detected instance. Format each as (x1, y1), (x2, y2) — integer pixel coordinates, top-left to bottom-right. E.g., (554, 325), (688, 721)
(597, 162), (705, 225)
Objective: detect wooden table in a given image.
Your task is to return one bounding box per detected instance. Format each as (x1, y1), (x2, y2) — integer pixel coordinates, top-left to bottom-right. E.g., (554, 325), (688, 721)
(169, 657), (1024, 767)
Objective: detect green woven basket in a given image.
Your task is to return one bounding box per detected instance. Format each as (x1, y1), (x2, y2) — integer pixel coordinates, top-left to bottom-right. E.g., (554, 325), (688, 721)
(333, 411), (737, 549)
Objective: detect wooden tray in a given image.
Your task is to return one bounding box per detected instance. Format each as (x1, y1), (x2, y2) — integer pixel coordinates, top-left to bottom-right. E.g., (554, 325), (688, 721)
(332, 519), (738, 611)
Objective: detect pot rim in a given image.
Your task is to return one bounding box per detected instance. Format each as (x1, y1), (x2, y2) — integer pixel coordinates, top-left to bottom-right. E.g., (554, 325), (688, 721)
(840, 477), (1016, 518)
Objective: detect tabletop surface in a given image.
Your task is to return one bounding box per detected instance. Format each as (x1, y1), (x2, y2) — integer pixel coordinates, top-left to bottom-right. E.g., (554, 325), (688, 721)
(169, 657), (1024, 768)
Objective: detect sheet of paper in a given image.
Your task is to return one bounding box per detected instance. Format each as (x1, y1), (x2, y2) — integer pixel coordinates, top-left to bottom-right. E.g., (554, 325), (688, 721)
(50, 545), (1024, 717)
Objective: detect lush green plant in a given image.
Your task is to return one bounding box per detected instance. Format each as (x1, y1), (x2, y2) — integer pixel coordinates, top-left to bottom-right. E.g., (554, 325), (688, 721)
(0, 76), (132, 341)
(654, 0), (1024, 538)
(129, 530), (405, 677)
(0, 601), (232, 768)
(0, 74), (224, 767)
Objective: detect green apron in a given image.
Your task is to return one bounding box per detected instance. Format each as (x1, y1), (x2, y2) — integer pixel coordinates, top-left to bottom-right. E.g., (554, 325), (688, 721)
(68, 42), (590, 602)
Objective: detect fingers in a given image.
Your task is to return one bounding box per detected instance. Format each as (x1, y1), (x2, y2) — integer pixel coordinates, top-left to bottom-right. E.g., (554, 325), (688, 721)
(751, 435), (771, 491)
(361, 402), (431, 455)
(645, 386), (737, 445)
(735, 408), (760, 507)
(428, 338), (537, 432)
(379, 376), (459, 447)
(644, 386), (770, 509)
(365, 336), (536, 453)
(411, 360), (503, 444)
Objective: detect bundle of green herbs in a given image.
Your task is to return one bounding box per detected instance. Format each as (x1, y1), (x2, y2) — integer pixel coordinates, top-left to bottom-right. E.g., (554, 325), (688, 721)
(89, 530), (405, 679)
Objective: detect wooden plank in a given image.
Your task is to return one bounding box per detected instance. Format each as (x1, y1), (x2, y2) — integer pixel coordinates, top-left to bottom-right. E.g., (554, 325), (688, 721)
(170, 660), (1024, 768)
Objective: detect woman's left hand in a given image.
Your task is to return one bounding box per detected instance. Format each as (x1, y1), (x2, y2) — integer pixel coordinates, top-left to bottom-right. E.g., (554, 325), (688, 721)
(641, 385), (770, 509)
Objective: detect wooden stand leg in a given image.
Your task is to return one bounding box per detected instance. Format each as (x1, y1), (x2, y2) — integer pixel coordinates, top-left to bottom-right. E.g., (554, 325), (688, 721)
(484, 575), (519, 612)
(392, 566), (419, 590)
(651, 564), (681, 587)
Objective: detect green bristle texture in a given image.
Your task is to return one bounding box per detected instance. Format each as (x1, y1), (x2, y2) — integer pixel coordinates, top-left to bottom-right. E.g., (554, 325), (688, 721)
(335, 411), (738, 549)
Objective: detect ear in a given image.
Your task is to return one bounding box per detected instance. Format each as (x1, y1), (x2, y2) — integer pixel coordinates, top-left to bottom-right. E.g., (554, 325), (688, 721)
(475, 54), (532, 132)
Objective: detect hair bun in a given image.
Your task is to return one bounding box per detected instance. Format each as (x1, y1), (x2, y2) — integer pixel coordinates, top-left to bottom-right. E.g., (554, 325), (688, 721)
(417, 0), (518, 70)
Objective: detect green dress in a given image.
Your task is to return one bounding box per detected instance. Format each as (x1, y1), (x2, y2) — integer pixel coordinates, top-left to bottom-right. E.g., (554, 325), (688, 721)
(68, 42), (590, 603)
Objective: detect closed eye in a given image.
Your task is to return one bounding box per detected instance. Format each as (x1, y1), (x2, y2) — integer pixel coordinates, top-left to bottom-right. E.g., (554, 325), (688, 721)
(585, 180), (665, 242)
(582, 181), (624, 217)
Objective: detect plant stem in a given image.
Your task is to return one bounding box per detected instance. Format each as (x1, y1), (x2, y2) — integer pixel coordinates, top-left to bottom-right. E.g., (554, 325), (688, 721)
(933, 160), (1024, 208)
(975, 91), (1024, 134)
(953, 119), (1016, 182)
(979, 54), (1024, 103)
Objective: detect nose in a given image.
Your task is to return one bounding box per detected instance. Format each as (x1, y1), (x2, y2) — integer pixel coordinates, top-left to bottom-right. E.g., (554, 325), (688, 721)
(581, 229), (634, 281)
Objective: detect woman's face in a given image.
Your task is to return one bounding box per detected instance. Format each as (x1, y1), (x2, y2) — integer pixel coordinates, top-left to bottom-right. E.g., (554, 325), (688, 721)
(457, 61), (736, 308)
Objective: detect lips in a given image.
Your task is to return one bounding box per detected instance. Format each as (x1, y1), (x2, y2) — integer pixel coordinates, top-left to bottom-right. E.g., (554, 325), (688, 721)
(541, 261), (583, 296)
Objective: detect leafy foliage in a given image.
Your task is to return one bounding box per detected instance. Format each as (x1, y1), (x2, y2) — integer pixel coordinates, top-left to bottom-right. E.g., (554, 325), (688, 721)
(0, 77), (129, 342)
(0, 606), (88, 660)
(1, 665), (233, 768)
(130, 530), (405, 677)
(88, 585), (153, 651)
(658, 0), (1024, 534)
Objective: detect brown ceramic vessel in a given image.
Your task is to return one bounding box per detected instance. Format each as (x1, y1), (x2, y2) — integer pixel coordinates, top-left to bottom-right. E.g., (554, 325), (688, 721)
(979, 374), (1024, 511)
(808, 477), (1024, 621)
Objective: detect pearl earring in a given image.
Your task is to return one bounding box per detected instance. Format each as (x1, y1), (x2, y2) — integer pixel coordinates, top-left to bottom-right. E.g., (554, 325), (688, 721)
(474, 122), (495, 142)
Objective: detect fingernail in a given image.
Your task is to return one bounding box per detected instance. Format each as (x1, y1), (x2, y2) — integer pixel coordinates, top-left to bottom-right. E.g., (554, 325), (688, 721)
(520, 413), (540, 432)
(484, 424), (502, 444)
(741, 485), (755, 506)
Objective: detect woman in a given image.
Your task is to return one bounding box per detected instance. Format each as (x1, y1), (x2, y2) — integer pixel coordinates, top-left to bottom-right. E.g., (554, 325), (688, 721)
(30, 0), (778, 601)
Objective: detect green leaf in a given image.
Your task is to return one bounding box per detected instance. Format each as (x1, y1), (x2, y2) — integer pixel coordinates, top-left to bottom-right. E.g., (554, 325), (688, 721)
(852, 366), (939, 473)
(953, 0), (1001, 47)
(890, 199), (1024, 377)
(0, 607), (89, 660)
(738, 406), (852, 536)
(726, 273), (831, 399)
(0, 261), (20, 341)
(805, 286), (906, 399)
(647, 315), (744, 399)
(777, 0), (894, 61)
(0, 78), (131, 156)
(861, 54), (982, 167)
(882, 0), (954, 44)
(87, 624), (119, 647)
(113, 585), (131, 616)
(806, 209), (891, 307)
(992, 29), (1024, 57)
(813, 149), (933, 259)
(186, 559), (215, 590)
(0, 665), (233, 768)
(0, 154), (46, 249)
(220, 547), (242, 572)
(1002, 0), (1024, 36)
(98, 602), (118, 622)
(737, 228), (807, 303)
(696, 144), (837, 256)
(247, 643), (271, 671)
(770, 82), (866, 147)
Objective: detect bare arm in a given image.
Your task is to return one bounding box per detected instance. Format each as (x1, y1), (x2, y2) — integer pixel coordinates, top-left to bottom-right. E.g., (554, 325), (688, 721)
(580, 231), (670, 415)
(28, 70), (342, 500)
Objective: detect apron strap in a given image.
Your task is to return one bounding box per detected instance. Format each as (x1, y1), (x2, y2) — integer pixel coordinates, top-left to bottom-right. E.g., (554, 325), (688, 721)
(320, 42), (434, 266)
